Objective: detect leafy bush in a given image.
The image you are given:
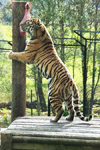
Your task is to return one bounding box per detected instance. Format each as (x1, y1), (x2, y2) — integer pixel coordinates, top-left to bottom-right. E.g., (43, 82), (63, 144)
(0, 108), (11, 127)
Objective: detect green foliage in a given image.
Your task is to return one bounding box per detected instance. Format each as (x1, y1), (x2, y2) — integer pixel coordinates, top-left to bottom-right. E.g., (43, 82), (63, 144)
(0, 108), (11, 127)
(63, 109), (69, 116)
(0, 0), (100, 116)
(0, 0), (12, 24)
(0, 25), (12, 102)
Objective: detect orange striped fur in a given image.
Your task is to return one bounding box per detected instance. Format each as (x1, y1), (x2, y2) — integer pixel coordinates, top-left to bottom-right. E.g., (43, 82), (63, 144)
(9, 19), (92, 122)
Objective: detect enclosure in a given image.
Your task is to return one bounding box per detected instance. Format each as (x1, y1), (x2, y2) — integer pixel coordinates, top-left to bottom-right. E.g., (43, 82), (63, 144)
(0, 0), (100, 149)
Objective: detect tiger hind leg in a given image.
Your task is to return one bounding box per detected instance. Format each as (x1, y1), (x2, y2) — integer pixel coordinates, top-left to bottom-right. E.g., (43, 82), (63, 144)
(64, 95), (75, 121)
(50, 108), (64, 123)
(66, 109), (75, 121)
(50, 98), (64, 122)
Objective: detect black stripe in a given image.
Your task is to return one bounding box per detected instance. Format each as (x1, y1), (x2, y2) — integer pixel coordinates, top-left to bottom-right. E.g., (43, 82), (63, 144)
(40, 63), (44, 73)
(51, 75), (58, 86)
(37, 50), (54, 62)
(26, 45), (33, 47)
(74, 106), (79, 111)
(61, 89), (64, 97)
(68, 99), (72, 106)
(41, 30), (45, 37)
(44, 59), (55, 75)
(49, 62), (58, 77)
(53, 104), (58, 109)
(57, 65), (64, 73)
(81, 117), (84, 120)
(50, 99), (59, 104)
(27, 42), (53, 53)
(44, 64), (49, 76)
(42, 38), (47, 43)
(74, 100), (78, 104)
(68, 105), (73, 110)
(86, 118), (89, 121)
(77, 112), (81, 116)
(49, 89), (57, 97)
(37, 54), (55, 67)
(43, 45), (53, 51)
(57, 106), (62, 112)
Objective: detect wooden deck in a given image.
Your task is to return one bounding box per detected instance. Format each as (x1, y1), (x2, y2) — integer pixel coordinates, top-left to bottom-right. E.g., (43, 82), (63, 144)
(1, 116), (100, 150)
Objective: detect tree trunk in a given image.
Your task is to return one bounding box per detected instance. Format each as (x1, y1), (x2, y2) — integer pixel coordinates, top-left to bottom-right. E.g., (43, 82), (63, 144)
(33, 65), (40, 116)
(73, 48), (76, 78)
(34, 66), (47, 113)
(90, 1), (98, 113)
(37, 70), (47, 112)
(78, 1), (88, 116)
(60, 19), (65, 63)
(12, 2), (26, 122)
(83, 40), (88, 116)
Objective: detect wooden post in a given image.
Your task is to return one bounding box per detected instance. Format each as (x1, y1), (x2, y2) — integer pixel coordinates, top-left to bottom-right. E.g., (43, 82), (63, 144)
(1, 133), (12, 150)
(12, 2), (26, 122)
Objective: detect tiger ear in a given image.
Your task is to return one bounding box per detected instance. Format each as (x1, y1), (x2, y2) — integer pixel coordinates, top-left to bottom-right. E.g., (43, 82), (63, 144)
(38, 23), (42, 28)
(37, 19), (42, 28)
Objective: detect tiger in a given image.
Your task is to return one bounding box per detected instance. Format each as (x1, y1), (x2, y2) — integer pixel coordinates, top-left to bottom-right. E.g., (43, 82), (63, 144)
(9, 18), (92, 122)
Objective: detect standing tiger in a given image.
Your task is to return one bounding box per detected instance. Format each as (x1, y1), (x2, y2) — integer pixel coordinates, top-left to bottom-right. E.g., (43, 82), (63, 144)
(9, 18), (92, 122)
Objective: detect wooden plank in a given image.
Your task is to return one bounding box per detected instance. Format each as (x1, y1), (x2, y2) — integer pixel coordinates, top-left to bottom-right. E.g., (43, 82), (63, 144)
(5, 117), (100, 134)
(1, 119), (100, 141)
(12, 117), (100, 124)
(7, 125), (100, 135)
(3, 129), (100, 144)
(12, 136), (100, 150)
(12, 136), (100, 145)
(7, 117), (100, 131)
(9, 118), (100, 126)
(11, 118), (99, 130)
(13, 143), (99, 150)
(1, 117), (100, 150)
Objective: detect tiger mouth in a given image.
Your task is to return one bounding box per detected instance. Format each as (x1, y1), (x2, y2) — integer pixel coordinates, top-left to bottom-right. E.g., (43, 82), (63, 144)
(20, 26), (33, 34)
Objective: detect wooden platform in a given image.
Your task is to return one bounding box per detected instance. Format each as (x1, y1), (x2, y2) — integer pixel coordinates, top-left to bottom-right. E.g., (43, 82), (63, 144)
(1, 116), (100, 150)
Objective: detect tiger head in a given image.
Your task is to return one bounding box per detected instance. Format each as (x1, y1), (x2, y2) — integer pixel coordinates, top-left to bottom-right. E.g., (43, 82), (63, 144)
(20, 19), (47, 40)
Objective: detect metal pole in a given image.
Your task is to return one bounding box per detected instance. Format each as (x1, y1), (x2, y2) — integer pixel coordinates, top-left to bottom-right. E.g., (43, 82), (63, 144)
(48, 97), (50, 116)
(31, 90), (33, 116)
(83, 40), (87, 116)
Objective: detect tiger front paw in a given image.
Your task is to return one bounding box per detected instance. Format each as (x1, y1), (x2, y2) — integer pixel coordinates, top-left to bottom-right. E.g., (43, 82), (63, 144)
(26, 40), (30, 44)
(8, 52), (13, 59)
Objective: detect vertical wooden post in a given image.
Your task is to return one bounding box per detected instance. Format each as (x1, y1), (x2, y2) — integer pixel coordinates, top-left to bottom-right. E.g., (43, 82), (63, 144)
(1, 133), (12, 150)
(12, 2), (26, 121)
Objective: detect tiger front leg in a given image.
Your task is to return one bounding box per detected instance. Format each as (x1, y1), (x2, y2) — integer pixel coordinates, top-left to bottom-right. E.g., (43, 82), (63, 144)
(66, 109), (75, 121)
(9, 52), (19, 60)
(8, 51), (33, 64)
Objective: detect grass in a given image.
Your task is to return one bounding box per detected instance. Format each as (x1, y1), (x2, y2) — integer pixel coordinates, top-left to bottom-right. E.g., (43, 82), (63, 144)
(0, 24), (12, 41)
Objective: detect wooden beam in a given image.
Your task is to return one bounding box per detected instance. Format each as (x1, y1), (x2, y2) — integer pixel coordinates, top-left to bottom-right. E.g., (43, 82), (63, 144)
(12, 2), (26, 121)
